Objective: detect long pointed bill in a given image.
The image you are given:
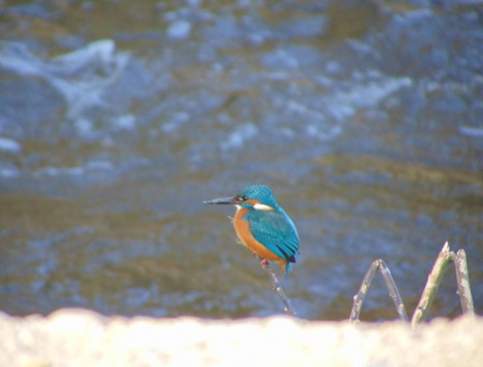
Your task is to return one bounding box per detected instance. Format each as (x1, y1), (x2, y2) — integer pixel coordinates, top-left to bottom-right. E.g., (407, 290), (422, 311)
(203, 196), (236, 205)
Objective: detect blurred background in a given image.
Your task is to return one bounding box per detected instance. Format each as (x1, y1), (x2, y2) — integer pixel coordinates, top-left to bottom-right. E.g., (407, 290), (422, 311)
(0, 0), (482, 320)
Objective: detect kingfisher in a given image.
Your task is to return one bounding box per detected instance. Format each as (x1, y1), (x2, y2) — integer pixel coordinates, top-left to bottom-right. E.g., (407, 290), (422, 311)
(204, 184), (300, 273)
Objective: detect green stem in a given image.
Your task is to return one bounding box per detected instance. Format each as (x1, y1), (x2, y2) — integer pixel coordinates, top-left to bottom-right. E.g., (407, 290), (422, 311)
(411, 242), (452, 327)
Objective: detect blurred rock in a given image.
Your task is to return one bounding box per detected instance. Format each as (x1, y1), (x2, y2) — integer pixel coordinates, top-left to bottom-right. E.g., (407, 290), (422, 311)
(0, 308), (482, 367)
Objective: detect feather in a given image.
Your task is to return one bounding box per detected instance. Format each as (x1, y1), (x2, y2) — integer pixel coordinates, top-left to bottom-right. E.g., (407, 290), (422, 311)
(245, 208), (299, 263)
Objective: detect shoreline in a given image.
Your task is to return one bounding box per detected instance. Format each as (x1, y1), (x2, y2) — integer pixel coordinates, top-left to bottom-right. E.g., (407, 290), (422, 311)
(1, 308), (482, 366)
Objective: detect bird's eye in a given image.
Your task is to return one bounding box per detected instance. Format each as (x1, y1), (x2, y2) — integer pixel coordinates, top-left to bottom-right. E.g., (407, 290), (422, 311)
(236, 195), (247, 202)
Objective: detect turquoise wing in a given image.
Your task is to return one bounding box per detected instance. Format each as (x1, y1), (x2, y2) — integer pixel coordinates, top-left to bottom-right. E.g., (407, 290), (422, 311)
(245, 209), (299, 263)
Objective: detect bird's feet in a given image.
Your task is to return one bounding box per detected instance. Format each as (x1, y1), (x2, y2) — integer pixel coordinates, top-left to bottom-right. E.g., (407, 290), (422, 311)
(259, 258), (269, 269)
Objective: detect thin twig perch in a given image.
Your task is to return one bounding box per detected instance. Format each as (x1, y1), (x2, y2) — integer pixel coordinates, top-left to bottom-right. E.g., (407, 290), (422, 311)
(349, 241), (475, 325)
(452, 249), (474, 314)
(350, 259), (408, 322)
(261, 262), (296, 316)
(411, 242), (475, 326)
(411, 242), (452, 326)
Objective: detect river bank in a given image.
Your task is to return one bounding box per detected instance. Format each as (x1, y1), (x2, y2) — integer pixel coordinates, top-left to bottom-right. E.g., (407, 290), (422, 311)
(1, 308), (482, 366)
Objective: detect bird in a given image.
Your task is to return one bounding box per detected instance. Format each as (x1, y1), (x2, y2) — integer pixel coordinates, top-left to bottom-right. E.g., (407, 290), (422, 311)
(203, 184), (300, 273)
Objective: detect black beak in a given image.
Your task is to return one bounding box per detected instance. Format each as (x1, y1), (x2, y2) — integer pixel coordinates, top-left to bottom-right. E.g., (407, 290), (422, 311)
(203, 196), (236, 205)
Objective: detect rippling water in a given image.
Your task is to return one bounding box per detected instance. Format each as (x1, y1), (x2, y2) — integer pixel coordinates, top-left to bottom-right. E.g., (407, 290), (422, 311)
(0, 0), (482, 320)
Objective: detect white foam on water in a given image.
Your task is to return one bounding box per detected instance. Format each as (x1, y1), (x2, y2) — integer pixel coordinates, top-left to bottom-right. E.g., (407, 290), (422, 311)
(167, 20), (192, 40)
(35, 160), (113, 178)
(0, 167), (19, 178)
(74, 118), (94, 137)
(161, 112), (190, 134)
(38, 166), (85, 177)
(282, 73), (412, 142)
(221, 123), (258, 151)
(113, 114), (136, 130)
(459, 126), (483, 137)
(0, 40), (130, 121)
(0, 137), (21, 153)
(326, 76), (413, 121)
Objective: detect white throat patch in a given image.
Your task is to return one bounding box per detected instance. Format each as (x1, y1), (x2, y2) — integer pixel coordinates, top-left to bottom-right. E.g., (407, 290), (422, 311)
(253, 203), (273, 211)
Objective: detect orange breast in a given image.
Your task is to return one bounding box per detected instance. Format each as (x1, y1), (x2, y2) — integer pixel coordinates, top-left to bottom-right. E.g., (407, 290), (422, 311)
(233, 207), (285, 266)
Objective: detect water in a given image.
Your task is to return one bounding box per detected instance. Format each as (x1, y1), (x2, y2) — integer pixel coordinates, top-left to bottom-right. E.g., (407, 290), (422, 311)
(0, 0), (482, 320)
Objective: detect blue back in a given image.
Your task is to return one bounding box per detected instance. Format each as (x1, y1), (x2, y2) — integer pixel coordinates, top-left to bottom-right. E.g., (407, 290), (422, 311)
(240, 185), (300, 267)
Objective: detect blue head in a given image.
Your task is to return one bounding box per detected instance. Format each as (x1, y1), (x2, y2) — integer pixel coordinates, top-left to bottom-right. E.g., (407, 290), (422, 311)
(238, 184), (279, 209)
(203, 184), (279, 210)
